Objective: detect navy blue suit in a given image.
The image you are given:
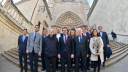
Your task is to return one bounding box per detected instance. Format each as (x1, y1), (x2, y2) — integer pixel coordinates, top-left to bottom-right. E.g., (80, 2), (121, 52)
(18, 35), (28, 72)
(18, 35), (28, 54)
(58, 35), (73, 72)
(99, 32), (109, 65)
(41, 35), (46, 69)
(73, 36), (88, 72)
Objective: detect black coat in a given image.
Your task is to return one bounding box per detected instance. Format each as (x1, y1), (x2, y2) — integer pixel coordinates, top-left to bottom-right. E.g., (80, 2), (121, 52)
(58, 35), (73, 57)
(73, 36), (89, 58)
(44, 35), (58, 58)
(18, 35), (28, 54)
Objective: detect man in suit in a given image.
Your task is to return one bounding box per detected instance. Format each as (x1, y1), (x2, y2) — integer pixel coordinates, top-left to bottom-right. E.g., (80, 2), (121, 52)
(54, 26), (63, 70)
(73, 28), (89, 72)
(82, 26), (91, 70)
(58, 27), (74, 72)
(18, 29), (28, 72)
(44, 29), (58, 72)
(26, 25), (42, 72)
(98, 26), (109, 67)
(41, 29), (48, 71)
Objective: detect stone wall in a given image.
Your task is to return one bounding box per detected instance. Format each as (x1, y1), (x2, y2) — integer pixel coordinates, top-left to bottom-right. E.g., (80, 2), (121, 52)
(0, 0), (34, 53)
(88, 0), (128, 44)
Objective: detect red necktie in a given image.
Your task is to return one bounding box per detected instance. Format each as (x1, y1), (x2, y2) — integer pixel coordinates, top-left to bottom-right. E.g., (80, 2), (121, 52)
(65, 35), (67, 44)
(64, 35), (67, 52)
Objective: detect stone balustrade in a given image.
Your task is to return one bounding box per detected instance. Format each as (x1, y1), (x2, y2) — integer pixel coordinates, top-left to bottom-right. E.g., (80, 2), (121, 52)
(0, 0), (34, 33)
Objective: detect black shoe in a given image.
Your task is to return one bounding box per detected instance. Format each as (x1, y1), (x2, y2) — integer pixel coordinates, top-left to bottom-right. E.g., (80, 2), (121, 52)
(41, 68), (46, 71)
(20, 69), (23, 72)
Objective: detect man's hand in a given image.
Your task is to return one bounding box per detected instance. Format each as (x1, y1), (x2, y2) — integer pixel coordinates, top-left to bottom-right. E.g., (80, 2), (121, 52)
(58, 54), (61, 59)
(107, 45), (110, 47)
(38, 52), (41, 56)
(87, 54), (89, 57)
(71, 54), (74, 58)
(26, 50), (29, 54)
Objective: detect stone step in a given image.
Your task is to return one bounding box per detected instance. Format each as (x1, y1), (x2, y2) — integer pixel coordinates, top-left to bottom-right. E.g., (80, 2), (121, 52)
(106, 47), (128, 62)
(1, 53), (43, 72)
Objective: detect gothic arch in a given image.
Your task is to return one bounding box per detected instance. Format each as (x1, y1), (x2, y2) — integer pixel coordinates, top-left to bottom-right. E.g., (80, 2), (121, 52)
(56, 11), (84, 28)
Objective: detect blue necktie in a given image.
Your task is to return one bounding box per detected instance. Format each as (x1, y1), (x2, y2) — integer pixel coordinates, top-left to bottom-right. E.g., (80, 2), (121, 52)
(34, 33), (36, 41)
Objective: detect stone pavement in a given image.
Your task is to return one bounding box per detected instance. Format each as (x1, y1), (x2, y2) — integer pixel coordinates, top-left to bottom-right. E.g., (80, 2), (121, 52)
(0, 54), (128, 72)
(0, 55), (20, 72)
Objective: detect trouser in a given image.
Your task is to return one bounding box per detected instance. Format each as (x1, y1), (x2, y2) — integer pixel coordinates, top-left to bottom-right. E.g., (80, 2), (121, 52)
(86, 56), (90, 69)
(93, 56), (101, 72)
(75, 54), (87, 72)
(45, 55), (56, 72)
(103, 47), (107, 65)
(41, 53), (46, 69)
(29, 50), (38, 72)
(60, 52), (71, 72)
(19, 53), (27, 72)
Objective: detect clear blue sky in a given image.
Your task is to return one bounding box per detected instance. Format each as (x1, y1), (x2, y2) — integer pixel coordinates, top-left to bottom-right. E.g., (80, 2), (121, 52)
(13, 0), (93, 7)
(88, 0), (94, 7)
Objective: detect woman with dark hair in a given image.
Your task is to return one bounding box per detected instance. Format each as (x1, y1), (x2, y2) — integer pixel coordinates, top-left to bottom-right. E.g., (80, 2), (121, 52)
(90, 29), (104, 72)
(70, 28), (76, 69)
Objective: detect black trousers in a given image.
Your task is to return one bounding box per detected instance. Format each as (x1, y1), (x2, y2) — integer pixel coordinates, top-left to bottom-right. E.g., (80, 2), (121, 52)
(41, 53), (46, 69)
(103, 47), (107, 64)
(45, 55), (56, 72)
(29, 50), (39, 72)
(75, 54), (87, 72)
(93, 56), (101, 72)
(19, 53), (27, 72)
(60, 52), (71, 72)
(86, 57), (90, 69)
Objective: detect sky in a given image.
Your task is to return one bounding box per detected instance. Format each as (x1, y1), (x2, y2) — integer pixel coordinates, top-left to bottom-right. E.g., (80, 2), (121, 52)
(13, 0), (94, 7)
(88, 0), (94, 7)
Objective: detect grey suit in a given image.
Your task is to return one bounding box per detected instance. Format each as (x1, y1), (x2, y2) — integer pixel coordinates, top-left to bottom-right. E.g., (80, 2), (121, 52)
(27, 32), (42, 72)
(27, 32), (42, 53)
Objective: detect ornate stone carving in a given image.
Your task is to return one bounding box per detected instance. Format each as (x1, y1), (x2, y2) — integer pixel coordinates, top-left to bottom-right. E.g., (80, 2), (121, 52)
(56, 11), (84, 28)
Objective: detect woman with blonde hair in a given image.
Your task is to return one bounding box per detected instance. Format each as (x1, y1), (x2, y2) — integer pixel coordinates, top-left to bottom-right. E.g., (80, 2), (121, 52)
(90, 29), (104, 72)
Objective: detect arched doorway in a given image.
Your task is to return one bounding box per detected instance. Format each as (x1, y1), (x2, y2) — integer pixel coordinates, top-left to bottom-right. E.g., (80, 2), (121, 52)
(56, 11), (84, 29)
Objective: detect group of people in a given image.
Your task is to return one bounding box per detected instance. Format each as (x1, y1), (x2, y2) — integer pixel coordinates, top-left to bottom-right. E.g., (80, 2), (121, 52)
(18, 25), (110, 72)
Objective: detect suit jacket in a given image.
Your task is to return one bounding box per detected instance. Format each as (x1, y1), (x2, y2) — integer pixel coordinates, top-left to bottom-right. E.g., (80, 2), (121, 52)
(18, 35), (28, 54)
(44, 35), (58, 58)
(58, 35), (73, 57)
(73, 36), (89, 58)
(42, 35), (47, 53)
(27, 32), (42, 53)
(99, 32), (109, 48)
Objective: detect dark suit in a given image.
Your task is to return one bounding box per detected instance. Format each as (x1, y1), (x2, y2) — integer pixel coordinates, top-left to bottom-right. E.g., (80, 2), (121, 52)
(99, 32), (109, 64)
(58, 35), (73, 72)
(41, 36), (46, 69)
(83, 32), (91, 69)
(18, 35), (28, 72)
(54, 33), (63, 69)
(73, 36), (88, 72)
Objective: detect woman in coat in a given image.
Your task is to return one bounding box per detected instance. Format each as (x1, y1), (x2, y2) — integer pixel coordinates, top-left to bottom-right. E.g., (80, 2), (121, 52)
(90, 29), (104, 72)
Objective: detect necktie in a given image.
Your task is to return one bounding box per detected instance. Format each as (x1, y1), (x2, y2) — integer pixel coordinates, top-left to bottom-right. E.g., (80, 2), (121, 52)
(34, 33), (36, 41)
(65, 35), (67, 44)
(84, 33), (86, 36)
(64, 35), (67, 52)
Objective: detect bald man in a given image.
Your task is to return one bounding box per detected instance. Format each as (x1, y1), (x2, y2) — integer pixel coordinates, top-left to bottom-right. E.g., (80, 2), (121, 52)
(43, 29), (58, 72)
